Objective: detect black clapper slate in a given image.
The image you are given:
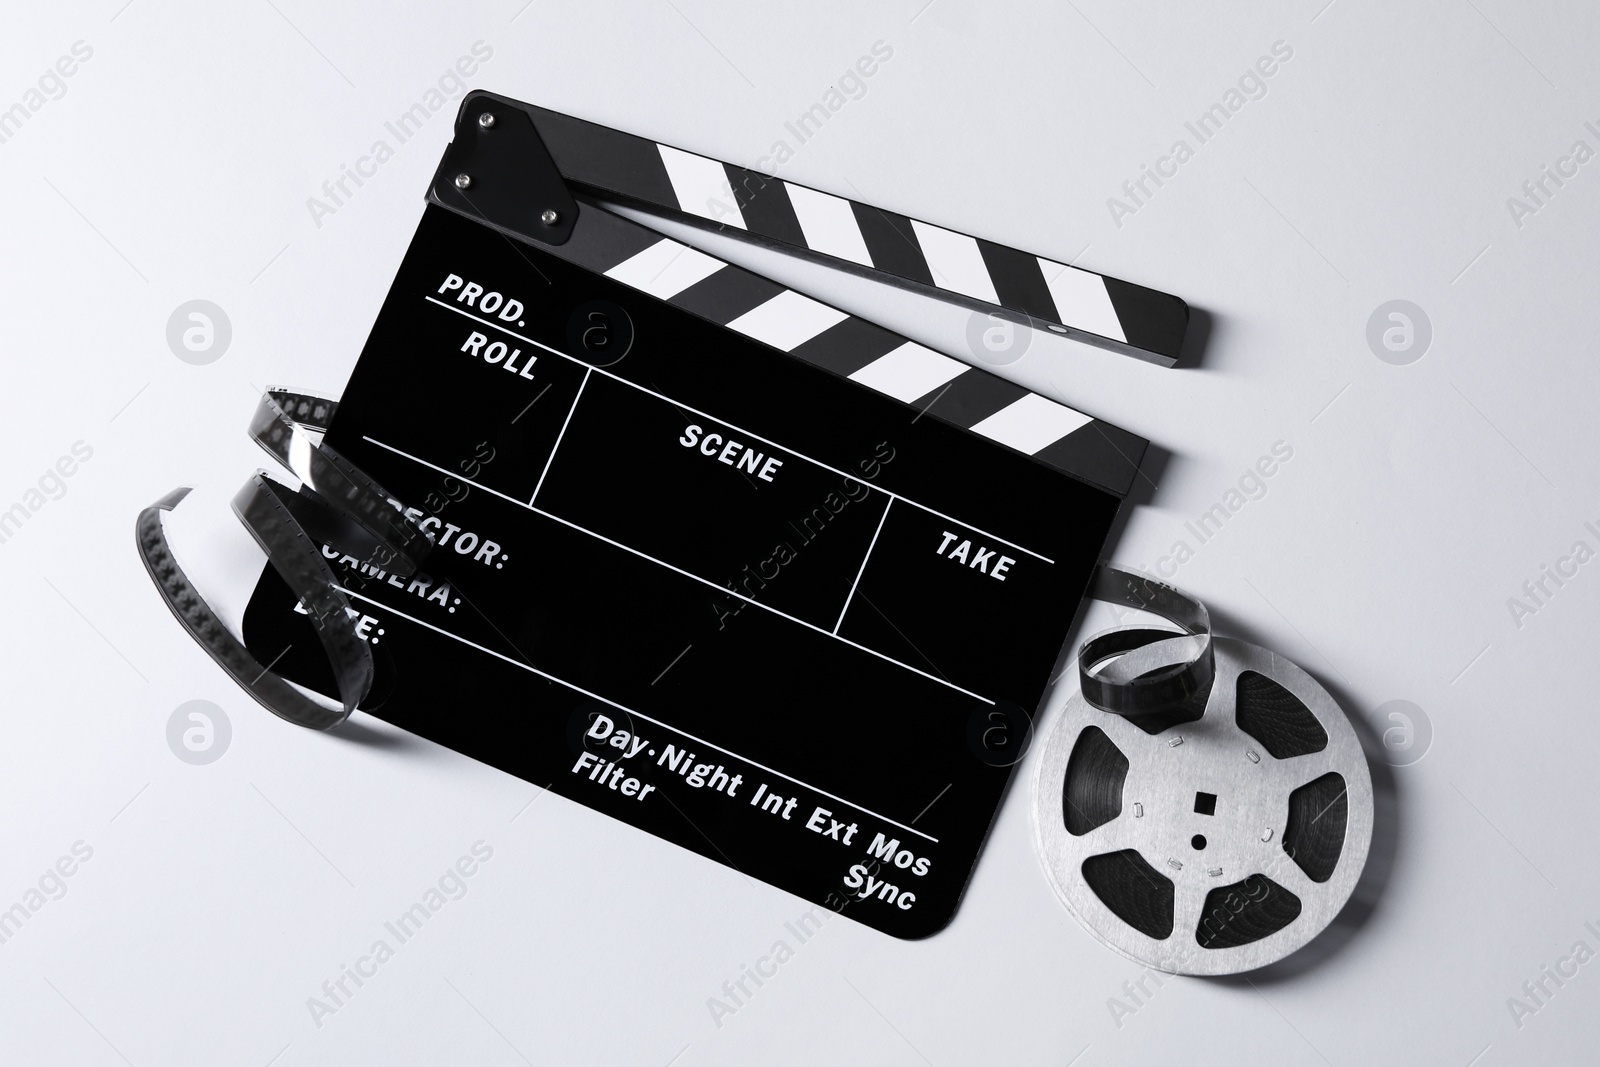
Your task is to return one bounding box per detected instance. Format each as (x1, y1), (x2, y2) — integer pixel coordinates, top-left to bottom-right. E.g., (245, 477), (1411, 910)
(241, 102), (1138, 939)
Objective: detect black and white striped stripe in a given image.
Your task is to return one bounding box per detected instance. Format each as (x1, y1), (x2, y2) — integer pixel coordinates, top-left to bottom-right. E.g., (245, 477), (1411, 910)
(547, 201), (1147, 497)
(523, 104), (1189, 366)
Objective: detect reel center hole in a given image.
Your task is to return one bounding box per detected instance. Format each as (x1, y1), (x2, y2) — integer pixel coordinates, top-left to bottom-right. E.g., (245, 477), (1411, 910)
(1192, 792), (1214, 850)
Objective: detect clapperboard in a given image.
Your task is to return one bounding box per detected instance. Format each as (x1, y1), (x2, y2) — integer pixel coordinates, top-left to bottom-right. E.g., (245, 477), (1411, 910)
(240, 92), (1188, 938)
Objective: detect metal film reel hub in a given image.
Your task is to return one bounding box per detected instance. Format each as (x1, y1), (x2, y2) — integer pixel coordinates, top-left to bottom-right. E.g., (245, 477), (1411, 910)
(1035, 637), (1373, 975)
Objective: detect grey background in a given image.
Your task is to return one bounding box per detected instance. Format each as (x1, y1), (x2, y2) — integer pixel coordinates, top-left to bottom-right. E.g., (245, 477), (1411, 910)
(1, 0), (1595, 1063)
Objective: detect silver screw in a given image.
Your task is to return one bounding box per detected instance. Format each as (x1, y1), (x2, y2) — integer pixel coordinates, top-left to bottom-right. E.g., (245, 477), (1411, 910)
(455, 173), (472, 190)
(540, 209), (559, 225)
(478, 112), (496, 128)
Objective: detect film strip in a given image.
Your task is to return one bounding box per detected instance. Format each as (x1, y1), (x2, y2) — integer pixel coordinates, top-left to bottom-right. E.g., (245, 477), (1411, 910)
(1034, 567), (1373, 974)
(137, 391), (433, 730)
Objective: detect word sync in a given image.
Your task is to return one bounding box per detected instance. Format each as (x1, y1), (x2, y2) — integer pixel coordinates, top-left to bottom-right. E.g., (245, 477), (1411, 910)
(840, 832), (932, 911)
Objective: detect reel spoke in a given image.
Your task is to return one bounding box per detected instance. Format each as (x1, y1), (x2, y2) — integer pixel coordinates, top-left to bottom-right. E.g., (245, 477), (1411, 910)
(1036, 634), (1372, 975)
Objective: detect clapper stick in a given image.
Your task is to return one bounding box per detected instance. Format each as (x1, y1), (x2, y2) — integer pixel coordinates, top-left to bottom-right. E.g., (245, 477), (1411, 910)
(515, 101), (1190, 367)
(429, 91), (1156, 497)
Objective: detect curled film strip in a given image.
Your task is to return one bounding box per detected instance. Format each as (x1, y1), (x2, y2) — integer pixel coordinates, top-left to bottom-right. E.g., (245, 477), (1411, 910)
(135, 390), (433, 730)
(1034, 566), (1373, 975)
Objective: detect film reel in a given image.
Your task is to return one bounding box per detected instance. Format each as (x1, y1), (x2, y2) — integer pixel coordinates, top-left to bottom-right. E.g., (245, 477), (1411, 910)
(1034, 568), (1372, 975)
